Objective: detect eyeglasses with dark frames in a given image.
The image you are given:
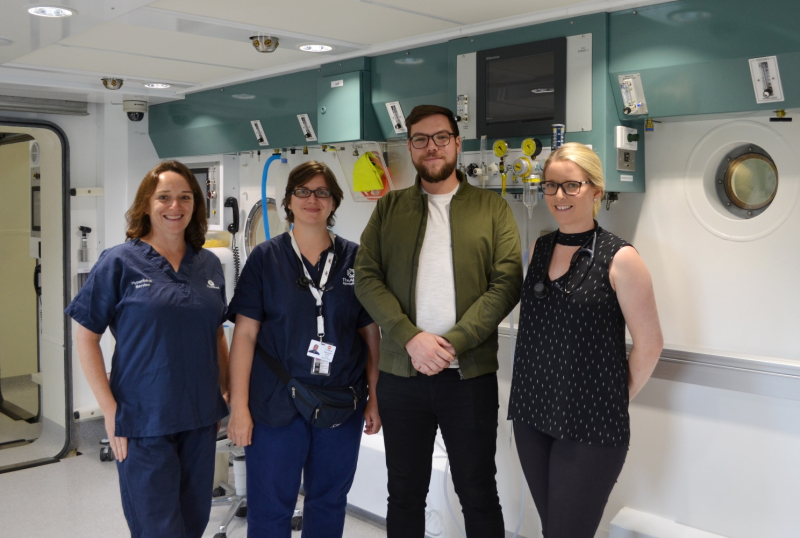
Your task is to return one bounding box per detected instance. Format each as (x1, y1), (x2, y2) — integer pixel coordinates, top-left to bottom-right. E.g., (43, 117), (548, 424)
(409, 131), (455, 149)
(292, 188), (332, 199)
(540, 181), (591, 196)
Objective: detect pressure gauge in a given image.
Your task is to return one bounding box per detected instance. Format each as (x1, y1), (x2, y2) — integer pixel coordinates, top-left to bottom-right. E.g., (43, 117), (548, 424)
(493, 139), (508, 158)
(521, 138), (542, 158)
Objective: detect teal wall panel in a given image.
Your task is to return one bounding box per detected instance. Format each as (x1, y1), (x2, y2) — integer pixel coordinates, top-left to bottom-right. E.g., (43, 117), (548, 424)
(370, 44), (450, 139)
(608, 0), (800, 119)
(320, 57), (371, 77)
(149, 70), (320, 157)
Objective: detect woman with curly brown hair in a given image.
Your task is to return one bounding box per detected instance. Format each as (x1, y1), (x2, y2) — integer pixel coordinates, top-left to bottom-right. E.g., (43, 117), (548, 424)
(66, 160), (230, 537)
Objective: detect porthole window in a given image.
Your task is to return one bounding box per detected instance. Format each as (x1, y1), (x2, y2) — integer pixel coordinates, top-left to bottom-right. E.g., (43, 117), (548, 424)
(715, 145), (778, 218)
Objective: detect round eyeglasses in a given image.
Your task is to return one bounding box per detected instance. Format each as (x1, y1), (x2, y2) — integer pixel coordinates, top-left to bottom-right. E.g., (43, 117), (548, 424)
(540, 181), (591, 196)
(409, 131), (455, 149)
(292, 188), (332, 199)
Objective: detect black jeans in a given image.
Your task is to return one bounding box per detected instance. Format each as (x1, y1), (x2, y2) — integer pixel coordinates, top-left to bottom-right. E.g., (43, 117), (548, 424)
(513, 420), (628, 538)
(377, 369), (505, 538)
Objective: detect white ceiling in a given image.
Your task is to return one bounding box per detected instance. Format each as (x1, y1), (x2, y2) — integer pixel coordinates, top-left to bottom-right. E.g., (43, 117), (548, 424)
(0, 0), (672, 105)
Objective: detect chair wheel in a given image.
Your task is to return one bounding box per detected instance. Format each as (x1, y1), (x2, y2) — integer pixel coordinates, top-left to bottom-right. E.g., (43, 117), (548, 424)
(291, 515), (303, 530)
(235, 506), (247, 518)
(212, 486), (226, 497)
(99, 447), (113, 462)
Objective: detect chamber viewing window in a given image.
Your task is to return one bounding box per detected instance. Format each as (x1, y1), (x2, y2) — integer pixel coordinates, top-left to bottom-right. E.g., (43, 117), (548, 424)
(715, 145), (778, 218)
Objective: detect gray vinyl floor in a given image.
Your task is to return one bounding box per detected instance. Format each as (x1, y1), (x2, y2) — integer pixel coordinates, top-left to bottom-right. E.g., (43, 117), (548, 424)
(0, 419), (387, 538)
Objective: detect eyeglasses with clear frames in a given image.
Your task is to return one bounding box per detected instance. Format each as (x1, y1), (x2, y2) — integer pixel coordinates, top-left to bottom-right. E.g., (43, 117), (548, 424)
(292, 188), (332, 199)
(409, 131), (455, 149)
(540, 181), (591, 196)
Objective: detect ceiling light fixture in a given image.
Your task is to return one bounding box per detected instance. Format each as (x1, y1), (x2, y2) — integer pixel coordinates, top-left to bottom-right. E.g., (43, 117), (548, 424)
(143, 83), (172, 89)
(27, 6), (75, 17)
(0, 38), (13, 46)
(299, 44), (333, 53)
(250, 35), (279, 53)
(101, 77), (123, 90)
(232, 94), (256, 100)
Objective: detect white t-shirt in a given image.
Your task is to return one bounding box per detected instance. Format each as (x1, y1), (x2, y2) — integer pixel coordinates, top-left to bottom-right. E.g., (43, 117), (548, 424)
(415, 184), (459, 368)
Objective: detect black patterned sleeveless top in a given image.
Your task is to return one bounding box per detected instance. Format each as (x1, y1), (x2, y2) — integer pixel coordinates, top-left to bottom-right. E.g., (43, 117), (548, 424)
(508, 227), (632, 447)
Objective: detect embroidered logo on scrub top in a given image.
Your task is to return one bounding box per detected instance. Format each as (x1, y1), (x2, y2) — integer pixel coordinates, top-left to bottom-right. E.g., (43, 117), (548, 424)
(343, 268), (355, 286)
(207, 279), (220, 289)
(131, 278), (152, 289)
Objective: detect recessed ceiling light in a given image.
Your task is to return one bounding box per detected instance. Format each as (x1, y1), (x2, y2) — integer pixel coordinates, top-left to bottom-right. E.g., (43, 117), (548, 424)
(299, 44), (333, 53)
(27, 6), (76, 17)
(232, 94), (256, 100)
(143, 83), (172, 89)
(0, 38), (12, 46)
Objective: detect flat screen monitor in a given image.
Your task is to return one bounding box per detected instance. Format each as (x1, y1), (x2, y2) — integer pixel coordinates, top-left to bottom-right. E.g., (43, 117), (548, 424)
(477, 37), (567, 138)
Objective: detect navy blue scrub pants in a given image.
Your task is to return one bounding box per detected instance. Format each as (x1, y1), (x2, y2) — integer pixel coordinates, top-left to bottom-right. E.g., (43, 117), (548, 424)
(116, 424), (217, 538)
(377, 370), (505, 538)
(244, 403), (365, 538)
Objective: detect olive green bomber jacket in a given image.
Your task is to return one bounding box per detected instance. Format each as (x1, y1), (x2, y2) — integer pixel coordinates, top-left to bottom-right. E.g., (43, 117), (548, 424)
(354, 171), (523, 379)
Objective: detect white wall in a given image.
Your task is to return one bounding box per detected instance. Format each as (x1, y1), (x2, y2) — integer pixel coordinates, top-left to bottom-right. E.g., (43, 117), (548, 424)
(591, 113), (800, 538)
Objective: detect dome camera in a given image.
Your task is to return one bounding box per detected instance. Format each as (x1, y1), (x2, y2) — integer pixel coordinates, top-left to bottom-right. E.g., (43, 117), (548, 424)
(123, 100), (148, 122)
(250, 35), (279, 53)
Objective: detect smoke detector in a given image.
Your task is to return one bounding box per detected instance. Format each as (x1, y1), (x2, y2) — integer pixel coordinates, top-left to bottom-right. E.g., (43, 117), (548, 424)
(250, 35), (279, 53)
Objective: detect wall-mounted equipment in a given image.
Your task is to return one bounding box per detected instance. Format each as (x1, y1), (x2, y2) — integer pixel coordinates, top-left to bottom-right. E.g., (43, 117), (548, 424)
(297, 114), (317, 142)
(458, 35), (591, 141)
(477, 37), (567, 138)
(30, 164), (41, 259)
(317, 71), (381, 144)
(385, 101), (407, 135)
(748, 56), (784, 104)
(618, 74), (648, 116)
(78, 226), (92, 262)
(615, 126), (638, 172)
(183, 154), (240, 232)
(250, 120), (269, 146)
(456, 53), (477, 140)
(513, 138), (544, 218)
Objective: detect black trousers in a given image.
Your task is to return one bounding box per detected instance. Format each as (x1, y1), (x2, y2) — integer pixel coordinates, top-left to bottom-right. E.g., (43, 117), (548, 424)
(376, 370), (505, 538)
(513, 420), (628, 538)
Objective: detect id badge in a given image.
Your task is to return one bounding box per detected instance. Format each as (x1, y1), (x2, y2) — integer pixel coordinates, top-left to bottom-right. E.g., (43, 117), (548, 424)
(308, 339), (336, 376)
(310, 357), (331, 376)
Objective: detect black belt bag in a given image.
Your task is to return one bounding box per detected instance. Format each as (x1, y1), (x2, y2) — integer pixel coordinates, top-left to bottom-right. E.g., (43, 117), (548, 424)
(256, 345), (361, 429)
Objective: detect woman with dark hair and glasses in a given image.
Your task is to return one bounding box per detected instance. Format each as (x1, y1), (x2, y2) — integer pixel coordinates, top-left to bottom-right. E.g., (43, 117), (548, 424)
(509, 143), (663, 538)
(226, 160), (381, 537)
(66, 160), (229, 537)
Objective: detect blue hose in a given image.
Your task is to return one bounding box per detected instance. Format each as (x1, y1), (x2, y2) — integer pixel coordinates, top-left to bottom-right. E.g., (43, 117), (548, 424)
(261, 153), (281, 240)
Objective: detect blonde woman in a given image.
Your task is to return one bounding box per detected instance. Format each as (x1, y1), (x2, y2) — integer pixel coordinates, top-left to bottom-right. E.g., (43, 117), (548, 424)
(508, 143), (663, 538)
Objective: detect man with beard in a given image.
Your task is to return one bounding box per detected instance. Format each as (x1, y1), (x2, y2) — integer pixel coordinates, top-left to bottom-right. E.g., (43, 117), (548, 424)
(355, 105), (522, 537)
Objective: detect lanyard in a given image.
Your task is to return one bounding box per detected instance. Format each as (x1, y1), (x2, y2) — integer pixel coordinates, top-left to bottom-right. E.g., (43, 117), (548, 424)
(289, 229), (336, 340)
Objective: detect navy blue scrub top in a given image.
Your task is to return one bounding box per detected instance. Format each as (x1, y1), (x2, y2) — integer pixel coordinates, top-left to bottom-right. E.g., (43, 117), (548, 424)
(66, 239), (229, 438)
(227, 232), (372, 427)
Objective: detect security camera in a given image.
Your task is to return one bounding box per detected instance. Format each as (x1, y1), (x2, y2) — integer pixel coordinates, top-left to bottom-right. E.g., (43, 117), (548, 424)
(123, 100), (148, 122)
(250, 35), (279, 53)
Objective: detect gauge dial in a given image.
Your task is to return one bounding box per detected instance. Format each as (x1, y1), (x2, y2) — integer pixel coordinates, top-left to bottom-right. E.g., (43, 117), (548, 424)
(493, 139), (508, 158)
(521, 138), (542, 157)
